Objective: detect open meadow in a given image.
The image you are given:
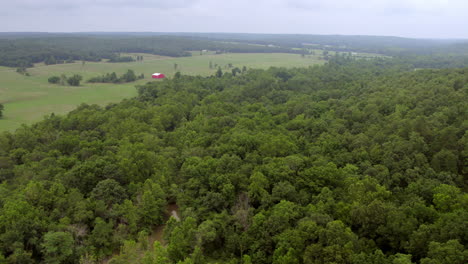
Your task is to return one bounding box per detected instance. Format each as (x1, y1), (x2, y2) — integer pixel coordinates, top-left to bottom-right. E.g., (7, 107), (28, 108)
(0, 52), (324, 131)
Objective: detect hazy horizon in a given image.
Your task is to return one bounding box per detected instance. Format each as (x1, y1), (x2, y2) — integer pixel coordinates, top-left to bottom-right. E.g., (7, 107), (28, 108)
(2, 0), (468, 39)
(1, 31), (468, 41)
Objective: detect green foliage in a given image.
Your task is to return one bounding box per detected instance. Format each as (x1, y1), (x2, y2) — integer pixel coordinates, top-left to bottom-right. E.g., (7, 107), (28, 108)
(107, 240), (139, 264)
(44, 55), (57, 65)
(420, 240), (467, 264)
(16, 67), (28, 75)
(139, 180), (166, 228)
(109, 56), (135, 63)
(0, 103), (3, 118)
(88, 70), (143, 84)
(167, 217), (197, 262)
(89, 217), (115, 258)
(0, 34), (304, 67)
(41, 231), (74, 264)
(146, 241), (171, 264)
(216, 67), (223, 78)
(391, 254), (414, 264)
(121, 69), (137, 82)
(67, 74), (83, 86)
(48, 76), (60, 84)
(90, 179), (127, 207)
(0, 59), (466, 263)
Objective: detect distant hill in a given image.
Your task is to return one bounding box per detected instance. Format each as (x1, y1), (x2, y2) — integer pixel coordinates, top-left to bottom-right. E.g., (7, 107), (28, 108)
(0, 34), (301, 67)
(1, 32), (468, 68)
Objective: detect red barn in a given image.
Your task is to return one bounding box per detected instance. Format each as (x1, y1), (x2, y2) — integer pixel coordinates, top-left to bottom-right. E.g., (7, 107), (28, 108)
(152, 73), (165, 79)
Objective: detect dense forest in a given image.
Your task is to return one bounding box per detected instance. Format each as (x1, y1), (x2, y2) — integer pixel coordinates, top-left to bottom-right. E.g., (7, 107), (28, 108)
(0, 57), (466, 263)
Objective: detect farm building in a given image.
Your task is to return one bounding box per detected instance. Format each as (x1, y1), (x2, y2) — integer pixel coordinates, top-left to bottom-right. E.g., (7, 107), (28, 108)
(152, 73), (165, 79)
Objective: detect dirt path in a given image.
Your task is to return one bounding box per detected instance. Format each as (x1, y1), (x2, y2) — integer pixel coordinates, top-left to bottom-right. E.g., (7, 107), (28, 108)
(149, 203), (180, 246)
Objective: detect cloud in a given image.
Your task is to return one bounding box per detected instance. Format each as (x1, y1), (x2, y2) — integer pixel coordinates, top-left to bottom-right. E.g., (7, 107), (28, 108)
(1, 0), (468, 38)
(4, 0), (199, 10)
(285, 0), (462, 14)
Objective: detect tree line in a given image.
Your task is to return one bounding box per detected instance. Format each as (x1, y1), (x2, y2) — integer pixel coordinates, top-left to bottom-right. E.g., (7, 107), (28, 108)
(48, 74), (83, 86)
(0, 35), (302, 68)
(182, 32), (468, 57)
(87, 70), (144, 83)
(3, 33), (468, 69)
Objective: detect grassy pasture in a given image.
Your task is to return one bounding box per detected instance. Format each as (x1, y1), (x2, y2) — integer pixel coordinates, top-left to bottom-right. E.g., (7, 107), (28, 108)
(0, 52), (324, 131)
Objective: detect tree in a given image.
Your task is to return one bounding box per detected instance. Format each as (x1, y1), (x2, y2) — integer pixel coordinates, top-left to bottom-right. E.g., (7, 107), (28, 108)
(196, 220), (218, 248)
(114, 199), (139, 234)
(0, 200), (45, 261)
(248, 171), (270, 206)
(420, 240), (467, 264)
(89, 217), (115, 258)
(352, 250), (390, 264)
(41, 231), (74, 264)
(90, 179), (127, 208)
(139, 179), (166, 227)
(121, 69), (137, 82)
(48, 76), (60, 84)
(232, 67), (241, 76)
(431, 149), (458, 174)
(5, 248), (35, 264)
(141, 241), (170, 264)
(453, 79), (464, 90)
(60, 74), (67, 85)
(67, 74), (82, 86)
(174, 63), (178, 70)
(0, 103), (3, 118)
(167, 217), (197, 262)
(110, 72), (118, 82)
(45, 56), (57, 65)
(432, 184), (463, 212)
(391, 254), (414, 264)
(271, 181), (297, 202)
(216, 67), (223, 78)
(16, 67), (28, 75)
(273, 247), (300, 264)
(191, 246), (204, 264)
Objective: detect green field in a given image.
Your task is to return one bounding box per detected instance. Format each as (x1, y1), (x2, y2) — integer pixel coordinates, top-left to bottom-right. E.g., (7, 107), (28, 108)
(0, 53), (323, 131)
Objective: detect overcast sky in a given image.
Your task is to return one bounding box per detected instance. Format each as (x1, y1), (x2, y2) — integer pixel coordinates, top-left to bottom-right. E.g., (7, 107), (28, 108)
(2, 0), (467, 39)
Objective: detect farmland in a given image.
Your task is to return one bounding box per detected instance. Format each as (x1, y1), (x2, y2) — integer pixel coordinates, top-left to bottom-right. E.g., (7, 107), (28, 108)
(0, 52), (324, 131)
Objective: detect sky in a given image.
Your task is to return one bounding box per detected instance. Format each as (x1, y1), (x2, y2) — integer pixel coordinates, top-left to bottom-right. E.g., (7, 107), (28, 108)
(1, 0), (467, 39)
